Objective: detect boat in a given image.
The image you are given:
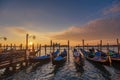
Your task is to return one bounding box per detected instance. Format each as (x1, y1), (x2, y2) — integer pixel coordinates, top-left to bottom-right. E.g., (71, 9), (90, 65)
(108, 50), (120, 62)
(86, 54), (112, 79)
(30, 55), (50, 64)
(73, 49), (84, 72)
(73, 49), (84, 66)
(85, 49), (111, 66)
(108, 50), (120, 70)
(29, 48), (51, 64)
(80, 49), (111, 78)
(52, 49), (67, 65)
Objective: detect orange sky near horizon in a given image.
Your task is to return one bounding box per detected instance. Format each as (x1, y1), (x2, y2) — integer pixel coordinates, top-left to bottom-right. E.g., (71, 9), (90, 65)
(0, 35), (119, 47)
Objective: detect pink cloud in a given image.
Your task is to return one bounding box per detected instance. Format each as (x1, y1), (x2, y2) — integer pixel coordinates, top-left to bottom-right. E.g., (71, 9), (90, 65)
(50, 17), (120, 41)
(103, 2), (120, 15)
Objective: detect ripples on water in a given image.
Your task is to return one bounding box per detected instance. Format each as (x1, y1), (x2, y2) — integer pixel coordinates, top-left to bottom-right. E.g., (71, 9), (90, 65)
(2, 50), (120, 80)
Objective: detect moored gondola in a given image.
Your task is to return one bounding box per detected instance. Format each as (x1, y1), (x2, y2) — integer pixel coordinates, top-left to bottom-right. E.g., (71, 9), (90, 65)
(73, 49), (84, 71)
(108, 50), (120, 62)
(73, 49), (84, 66)
(29, 49), (51, 64)
(82, 49), (111, 66)
(29, 54), (51, 64)
(108, 50), (120, 70)
(52, 49), (67, 65)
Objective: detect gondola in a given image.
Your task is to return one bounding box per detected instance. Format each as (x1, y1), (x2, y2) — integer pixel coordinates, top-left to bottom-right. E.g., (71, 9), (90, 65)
(108, 50), (120, 62)
(29, 54), (51, 64)
(73, 50), (84, 66)
(82, 49), (111, 66)
(86, 54), (112, 79)
(108, 50), (120, 70)
(52, 49), (67, 65)
(88, 53), (111, 66)
(29, 49), (51, 64)
(73, 49), (84, 72)
(80, 49), (111, 79)
(86, 56), (111, 65)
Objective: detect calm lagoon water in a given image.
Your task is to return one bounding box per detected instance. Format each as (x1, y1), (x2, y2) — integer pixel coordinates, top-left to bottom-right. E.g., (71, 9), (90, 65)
(1, 47), (120, 80)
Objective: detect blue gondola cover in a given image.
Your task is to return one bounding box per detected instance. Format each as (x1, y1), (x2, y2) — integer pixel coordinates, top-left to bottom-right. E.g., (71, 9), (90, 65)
(54, 56), (64, 61)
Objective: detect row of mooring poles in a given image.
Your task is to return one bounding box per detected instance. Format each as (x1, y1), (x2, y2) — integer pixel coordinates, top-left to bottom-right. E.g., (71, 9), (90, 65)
(106, 38), (120, 54)
(0, 44), (24, 50)
(81, 39), (120, 54)
(81, 39), (105, 51)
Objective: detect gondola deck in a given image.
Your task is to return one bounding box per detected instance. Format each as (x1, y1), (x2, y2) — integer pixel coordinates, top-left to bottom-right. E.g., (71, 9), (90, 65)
(29, 55), (50, 63)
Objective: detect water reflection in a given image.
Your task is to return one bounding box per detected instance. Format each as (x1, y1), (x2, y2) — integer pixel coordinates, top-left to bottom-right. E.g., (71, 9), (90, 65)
(86, 59), (111, 80)
(112, 62), (120, 70)
(74, 62), (84, 74)
(50, 64), (65, 75)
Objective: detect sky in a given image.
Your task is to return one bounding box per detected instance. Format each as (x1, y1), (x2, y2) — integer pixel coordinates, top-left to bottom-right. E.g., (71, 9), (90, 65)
(0, 0), (120, 46)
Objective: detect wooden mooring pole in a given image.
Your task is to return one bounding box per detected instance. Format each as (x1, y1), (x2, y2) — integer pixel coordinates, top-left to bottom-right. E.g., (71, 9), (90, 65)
(32, 43), (34, 52)
(39, 44), (41, 56)
(59, 43), (60, 51)
(87, 43), (89, 50)
(53, 43), (55, 53)
(100, 40), (102, 51)
(45, 44), (47, 55)
(10, 43), (12, 50)
(107, 43), (109, 52)
(14, 44), (16, 50)
(36, 43), (39, 56)
(82, 39), (84, 50)
(97, 43), (99, 50)
(6, 44), (8, 50)
(50, 40), (52, 53)
(0, 44), (1, 49)
(20, 44), (23, 50)
(25, 34), (29, 66)
(117, 38), (119, 54)
(68, 40), (70, 61)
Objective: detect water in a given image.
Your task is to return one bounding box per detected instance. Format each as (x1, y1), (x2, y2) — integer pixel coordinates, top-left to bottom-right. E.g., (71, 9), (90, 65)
(1, 47), (120, 80)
